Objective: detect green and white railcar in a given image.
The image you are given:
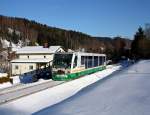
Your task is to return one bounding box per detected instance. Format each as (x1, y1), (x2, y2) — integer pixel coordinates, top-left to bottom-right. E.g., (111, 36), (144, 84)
(52, 52), (106, 81)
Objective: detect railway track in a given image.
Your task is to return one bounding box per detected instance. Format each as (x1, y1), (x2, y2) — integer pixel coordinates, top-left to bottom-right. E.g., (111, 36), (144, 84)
(0, 80), (53, 95)
(0, 83), (25, 95)
(0, 80), (65, 105)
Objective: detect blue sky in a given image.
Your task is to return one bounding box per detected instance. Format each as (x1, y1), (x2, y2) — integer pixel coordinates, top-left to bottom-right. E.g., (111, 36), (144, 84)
(0, 0), (150, 39)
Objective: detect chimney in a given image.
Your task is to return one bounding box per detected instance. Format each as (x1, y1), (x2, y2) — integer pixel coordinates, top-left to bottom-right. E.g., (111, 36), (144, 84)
(43, 42), (48, 48)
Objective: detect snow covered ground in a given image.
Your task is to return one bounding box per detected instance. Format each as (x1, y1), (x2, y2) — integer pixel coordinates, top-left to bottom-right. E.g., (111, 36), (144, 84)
(0, 82), (12, 90)
(34, 60), (150, 115)
(0, 73), (12, 89)
(0, 65), (121, 115)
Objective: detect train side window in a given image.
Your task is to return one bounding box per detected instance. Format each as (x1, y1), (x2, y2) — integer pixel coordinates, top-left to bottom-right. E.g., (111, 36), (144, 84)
(85, 56), (88, 68)
(94, 56), (98, 67)
(99, 56), (102, 65)
(81, 56), (85, 65)
(88, 56), (92, 68)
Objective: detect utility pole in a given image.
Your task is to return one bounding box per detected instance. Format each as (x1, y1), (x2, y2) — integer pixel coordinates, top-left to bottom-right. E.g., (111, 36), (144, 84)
(7, 41), (12, 78)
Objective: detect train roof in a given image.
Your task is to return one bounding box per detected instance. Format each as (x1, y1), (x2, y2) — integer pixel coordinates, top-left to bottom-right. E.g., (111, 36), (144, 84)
(55, 52), (106, 57)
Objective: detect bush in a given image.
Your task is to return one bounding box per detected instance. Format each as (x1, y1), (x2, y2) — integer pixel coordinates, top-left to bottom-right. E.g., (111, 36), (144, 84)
(0, 77), (11, 83)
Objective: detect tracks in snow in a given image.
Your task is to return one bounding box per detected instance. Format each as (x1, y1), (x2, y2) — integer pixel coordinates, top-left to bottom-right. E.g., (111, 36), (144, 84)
(0, 80), (65, 105)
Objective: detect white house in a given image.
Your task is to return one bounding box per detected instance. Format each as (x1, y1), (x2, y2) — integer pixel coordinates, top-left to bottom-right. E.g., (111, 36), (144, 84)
(11, 46), (64, 75)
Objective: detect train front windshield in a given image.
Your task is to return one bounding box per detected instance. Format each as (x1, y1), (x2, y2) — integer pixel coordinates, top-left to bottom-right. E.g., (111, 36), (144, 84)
(53, 54), (73, 69)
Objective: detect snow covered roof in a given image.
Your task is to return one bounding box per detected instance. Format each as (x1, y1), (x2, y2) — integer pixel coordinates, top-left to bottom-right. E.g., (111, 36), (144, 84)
(0, 73), (8, 78)
(68, 49), (74, 52)
(16, 46), (63, 54)
(11, 58), (52, 63)
(49, 46), (63, 53)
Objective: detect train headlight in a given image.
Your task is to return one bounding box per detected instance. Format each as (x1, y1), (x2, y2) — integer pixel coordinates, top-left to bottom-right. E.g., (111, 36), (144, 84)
(57, 70), (65, 74)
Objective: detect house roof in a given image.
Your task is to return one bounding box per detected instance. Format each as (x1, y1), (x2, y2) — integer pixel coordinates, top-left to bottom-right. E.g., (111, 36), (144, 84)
(11, 58), (52, 63)
(16, 46), (62, 54)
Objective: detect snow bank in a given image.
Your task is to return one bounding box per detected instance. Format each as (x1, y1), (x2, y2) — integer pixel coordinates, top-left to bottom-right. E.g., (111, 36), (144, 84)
(0, 65), (121, 115)
(0, 82), (12, 90)
(0, 73), (9, 90)
(0, 75), (20, 90)
(10, 76), (20, 84)
(0, 73), (11, 89)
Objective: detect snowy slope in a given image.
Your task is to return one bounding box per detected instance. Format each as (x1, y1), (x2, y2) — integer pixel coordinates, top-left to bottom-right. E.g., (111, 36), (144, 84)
(0, 38), (22, 51)
(35, 60), (150, 115)
(0, 65), (120, 115)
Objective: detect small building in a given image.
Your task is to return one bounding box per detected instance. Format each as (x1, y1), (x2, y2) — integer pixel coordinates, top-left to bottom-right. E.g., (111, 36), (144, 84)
(11, 46), (64, 75)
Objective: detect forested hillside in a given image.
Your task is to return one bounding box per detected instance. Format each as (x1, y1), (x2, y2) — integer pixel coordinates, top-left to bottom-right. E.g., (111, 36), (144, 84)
(131, 27), (150, 59)
(0, 15), (131, 60)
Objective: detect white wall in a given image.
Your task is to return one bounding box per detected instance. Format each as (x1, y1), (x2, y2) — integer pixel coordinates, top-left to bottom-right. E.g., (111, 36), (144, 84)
(12, 54), (55, 75)
(11, 63), (36, 75)
(19, 54), (53, 60)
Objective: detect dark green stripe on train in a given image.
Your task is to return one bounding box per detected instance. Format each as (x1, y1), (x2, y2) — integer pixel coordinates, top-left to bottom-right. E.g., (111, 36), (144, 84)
(52, 66), (106, 81)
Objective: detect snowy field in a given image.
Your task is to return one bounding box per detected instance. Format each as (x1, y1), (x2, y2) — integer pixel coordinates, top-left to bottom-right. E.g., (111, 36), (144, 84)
(34, 60), (150, 115)
(0, 65), (121, 115)
(0, 73), (12, 89)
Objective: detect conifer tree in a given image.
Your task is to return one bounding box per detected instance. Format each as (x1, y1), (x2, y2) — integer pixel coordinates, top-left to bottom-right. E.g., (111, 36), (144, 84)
(131, 27), (146, 59)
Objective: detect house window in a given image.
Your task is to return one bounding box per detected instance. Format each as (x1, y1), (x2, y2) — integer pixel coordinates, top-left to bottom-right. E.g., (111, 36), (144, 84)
(15, 65), (19, 70)
(29, 65), (33, 70)
(44, 56), (46, 58)
(81, 56), (85, 65)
